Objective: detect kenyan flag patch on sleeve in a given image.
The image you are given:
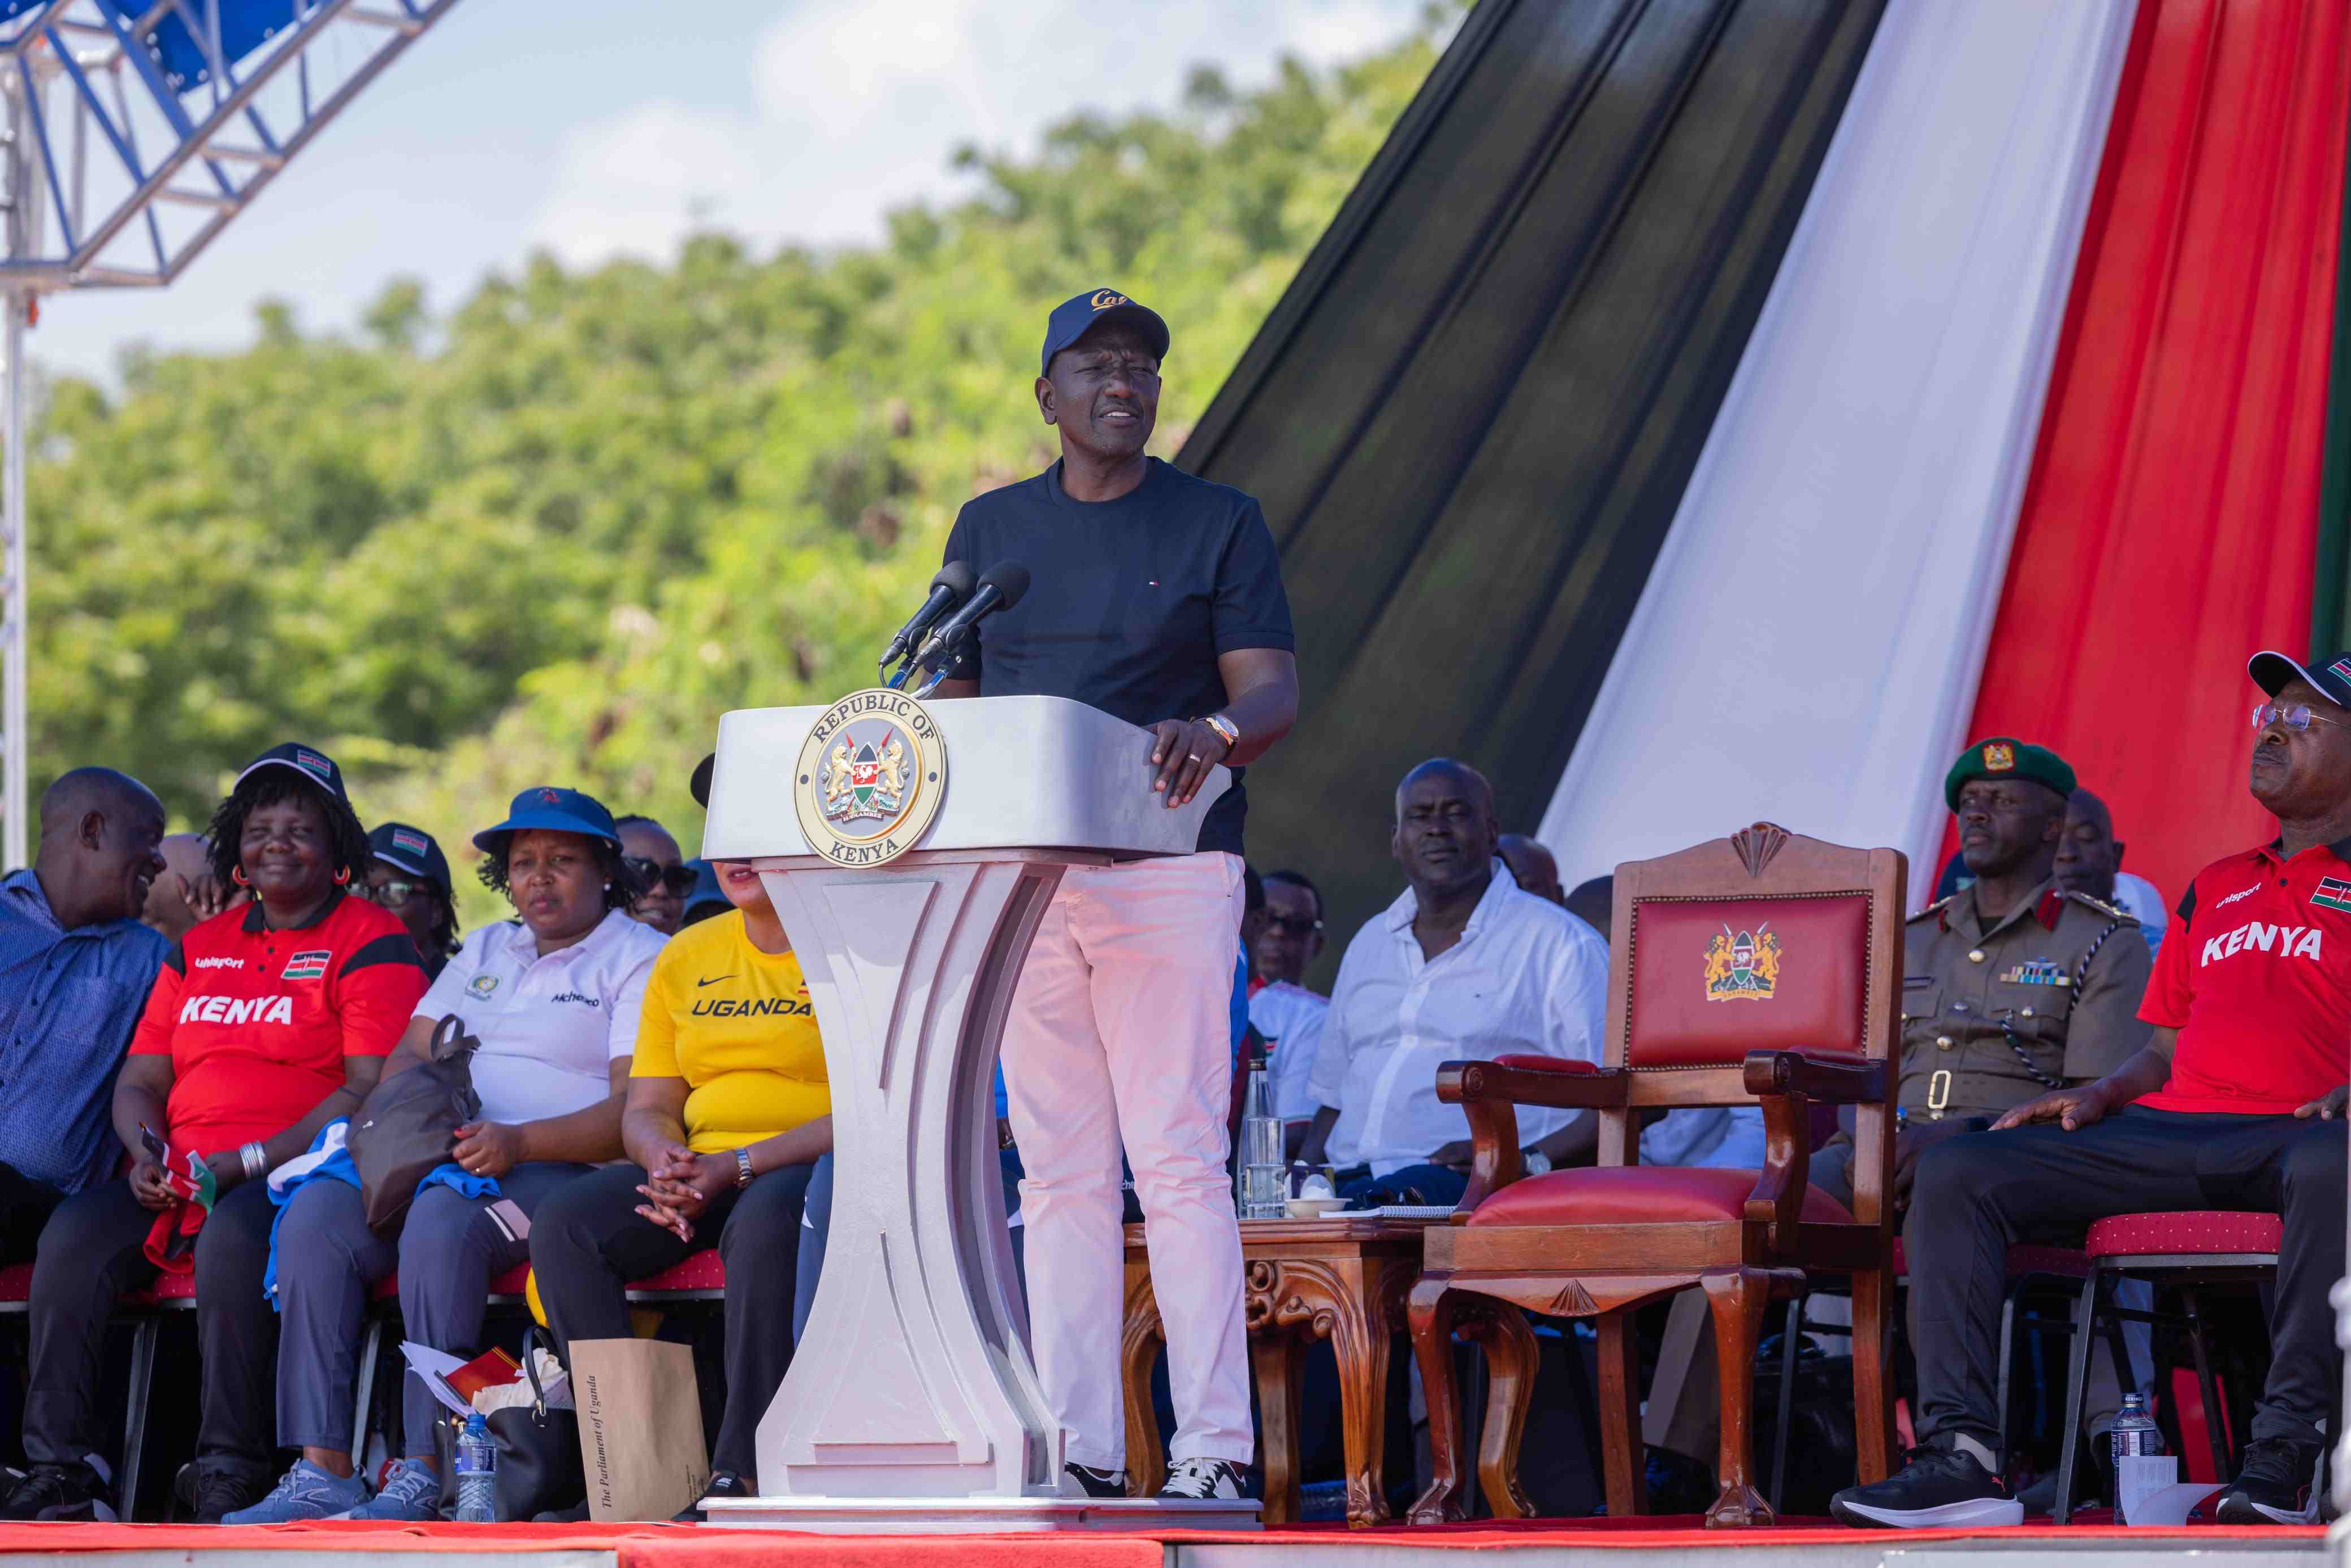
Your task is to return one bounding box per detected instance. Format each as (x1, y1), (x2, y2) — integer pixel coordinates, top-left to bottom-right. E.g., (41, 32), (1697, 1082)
(282, 949), (332, 981)
(2313, 878), (2351, 914)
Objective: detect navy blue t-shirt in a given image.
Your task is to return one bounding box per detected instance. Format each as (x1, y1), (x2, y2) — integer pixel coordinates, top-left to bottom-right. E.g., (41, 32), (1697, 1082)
(941, 457), (1294, 856)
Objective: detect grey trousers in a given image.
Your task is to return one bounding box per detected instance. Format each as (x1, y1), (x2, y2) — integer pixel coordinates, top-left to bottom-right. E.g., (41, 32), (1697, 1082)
(272, 1162), (587, 1456)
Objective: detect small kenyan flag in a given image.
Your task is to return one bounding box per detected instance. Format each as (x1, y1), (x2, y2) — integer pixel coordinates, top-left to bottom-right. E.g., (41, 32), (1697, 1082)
(283, 948), (331, 981)
(2313, 877), (2351, 914)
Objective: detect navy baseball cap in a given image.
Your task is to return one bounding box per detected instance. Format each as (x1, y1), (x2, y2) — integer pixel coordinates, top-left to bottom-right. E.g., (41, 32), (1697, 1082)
(472, 787), (621, 855)
(235, 741), (350, 804)
(1040, 288), (1169, 376)
(2250, 649), (2351, 709)
(680, 858), (727, 919)
(369, 822), (452, 894)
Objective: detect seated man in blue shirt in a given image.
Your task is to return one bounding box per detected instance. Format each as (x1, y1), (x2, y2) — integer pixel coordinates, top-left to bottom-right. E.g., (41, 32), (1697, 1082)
(0, 768), (169, 1259)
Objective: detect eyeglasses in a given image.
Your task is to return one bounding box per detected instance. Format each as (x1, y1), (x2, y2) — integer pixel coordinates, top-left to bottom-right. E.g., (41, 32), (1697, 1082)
(624, 857), (698, 898)
(2250, 702), (2351, 733)
(1263, 914), (1322, 937)
(358, 879), (425, 906)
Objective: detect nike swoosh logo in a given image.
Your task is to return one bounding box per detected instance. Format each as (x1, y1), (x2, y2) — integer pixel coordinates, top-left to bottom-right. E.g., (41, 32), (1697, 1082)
(696, 975), (734, 988)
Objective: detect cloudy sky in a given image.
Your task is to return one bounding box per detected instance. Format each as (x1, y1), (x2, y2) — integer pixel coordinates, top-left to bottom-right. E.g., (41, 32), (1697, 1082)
(27, 0), (1448, 384)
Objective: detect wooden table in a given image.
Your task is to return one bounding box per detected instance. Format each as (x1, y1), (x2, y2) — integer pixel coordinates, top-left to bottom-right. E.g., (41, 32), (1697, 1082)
(1121, 1215), (1433, 1527)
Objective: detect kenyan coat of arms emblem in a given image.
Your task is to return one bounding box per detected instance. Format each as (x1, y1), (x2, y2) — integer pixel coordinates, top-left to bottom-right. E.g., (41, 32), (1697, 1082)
(791, 689), (948, 867)
(1702, 924), (1781, 1002)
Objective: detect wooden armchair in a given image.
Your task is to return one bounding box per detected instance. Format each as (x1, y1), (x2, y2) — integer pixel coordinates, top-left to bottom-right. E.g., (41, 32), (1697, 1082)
(1407, 823), (1901, 1527)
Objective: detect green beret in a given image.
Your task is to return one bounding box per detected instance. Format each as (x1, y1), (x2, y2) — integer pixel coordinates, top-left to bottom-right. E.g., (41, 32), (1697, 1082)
(1944, 737), (2075, 813)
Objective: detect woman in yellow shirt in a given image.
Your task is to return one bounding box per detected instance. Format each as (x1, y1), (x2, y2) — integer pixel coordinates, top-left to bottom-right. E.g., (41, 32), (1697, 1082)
(530, 857), (831, 1515)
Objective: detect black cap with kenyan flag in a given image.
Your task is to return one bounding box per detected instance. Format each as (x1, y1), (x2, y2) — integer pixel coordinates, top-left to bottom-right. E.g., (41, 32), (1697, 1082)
(234, 741), (350, 804)
(2249, 649), (2351, 710)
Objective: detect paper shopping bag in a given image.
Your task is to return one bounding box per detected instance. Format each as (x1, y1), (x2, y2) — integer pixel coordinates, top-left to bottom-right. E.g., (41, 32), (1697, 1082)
(569, 1337), (709, 1522)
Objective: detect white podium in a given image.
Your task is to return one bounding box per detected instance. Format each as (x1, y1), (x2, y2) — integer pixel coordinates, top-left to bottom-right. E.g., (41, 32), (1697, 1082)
(696, 692), (1261, 1532)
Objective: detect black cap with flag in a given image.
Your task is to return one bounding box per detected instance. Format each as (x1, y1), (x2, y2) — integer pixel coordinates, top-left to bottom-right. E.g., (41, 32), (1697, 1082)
(2248, 649), (2351, 709)
(368, 822), (452, 896)
(1040, 288), (1169, 376)
(235, 742), (350, 804)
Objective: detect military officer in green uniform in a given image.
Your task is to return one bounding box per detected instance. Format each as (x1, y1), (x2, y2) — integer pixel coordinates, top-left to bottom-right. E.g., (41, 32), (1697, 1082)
(1813, 738), (2152, 1211)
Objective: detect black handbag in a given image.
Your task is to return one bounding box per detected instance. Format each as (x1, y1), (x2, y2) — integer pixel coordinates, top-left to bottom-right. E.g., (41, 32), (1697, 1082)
(490, 1329), (583, 1521)
(348, 1015), (480, 1233)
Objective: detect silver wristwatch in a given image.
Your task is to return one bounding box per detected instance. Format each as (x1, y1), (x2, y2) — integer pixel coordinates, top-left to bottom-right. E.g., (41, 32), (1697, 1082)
(734, 1148), (754, 1189)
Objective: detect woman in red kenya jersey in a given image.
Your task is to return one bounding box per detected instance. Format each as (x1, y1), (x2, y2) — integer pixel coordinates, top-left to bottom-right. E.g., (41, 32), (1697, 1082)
(5, 744), (426, 1525)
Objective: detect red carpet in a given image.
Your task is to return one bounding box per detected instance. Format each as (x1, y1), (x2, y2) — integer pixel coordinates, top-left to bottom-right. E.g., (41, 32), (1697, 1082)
(0, 1517), (2320, 1561)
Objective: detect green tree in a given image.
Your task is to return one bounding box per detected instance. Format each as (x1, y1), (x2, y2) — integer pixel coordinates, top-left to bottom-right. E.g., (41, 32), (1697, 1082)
(23, 16), (1452, 926)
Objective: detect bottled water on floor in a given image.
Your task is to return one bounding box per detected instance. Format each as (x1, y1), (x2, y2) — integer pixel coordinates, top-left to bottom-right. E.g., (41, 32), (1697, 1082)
(2110, 1392), (2162, 1522)
(454, 1410), (497, 1522)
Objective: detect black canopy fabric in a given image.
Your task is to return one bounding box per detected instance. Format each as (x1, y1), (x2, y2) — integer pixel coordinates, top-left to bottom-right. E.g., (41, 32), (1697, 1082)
(1181, 0), (1886, 976)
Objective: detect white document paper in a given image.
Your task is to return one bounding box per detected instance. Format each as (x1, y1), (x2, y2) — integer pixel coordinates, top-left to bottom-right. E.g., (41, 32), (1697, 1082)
(398, 1342), (475, 1417)
(2116, 1454), (2222, 1526)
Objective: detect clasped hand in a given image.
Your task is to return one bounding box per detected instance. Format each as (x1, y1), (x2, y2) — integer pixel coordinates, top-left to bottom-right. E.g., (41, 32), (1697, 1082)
(636, 1144), (730, 1243)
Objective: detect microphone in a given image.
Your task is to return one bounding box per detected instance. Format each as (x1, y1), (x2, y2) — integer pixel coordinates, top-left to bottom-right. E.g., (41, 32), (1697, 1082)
(879, 561), (977, 679)
(912, 562), (1030, 689)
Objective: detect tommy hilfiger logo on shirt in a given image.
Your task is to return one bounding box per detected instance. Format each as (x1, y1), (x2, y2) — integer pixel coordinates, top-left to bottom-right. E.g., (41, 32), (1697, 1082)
(2313, 877), (2351, 914)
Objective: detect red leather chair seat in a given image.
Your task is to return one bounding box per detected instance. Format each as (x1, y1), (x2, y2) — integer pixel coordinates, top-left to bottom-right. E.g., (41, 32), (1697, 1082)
(490, 1263), (531, 1296)
(2085, 1210), (2281, 1259)
(631, 1251), (726, 1292)
(150, 1270), (197, 1302)
(1466, 1166), (1855, 1228)
(0, 1262), (31, 1302)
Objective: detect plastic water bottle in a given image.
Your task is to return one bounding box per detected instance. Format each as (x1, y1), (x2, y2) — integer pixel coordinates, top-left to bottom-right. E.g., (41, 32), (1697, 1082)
(454, 1410), (497, 1522)
(2111, 1392), (2162, 1521)
(1238, 1066), (1286, 1219)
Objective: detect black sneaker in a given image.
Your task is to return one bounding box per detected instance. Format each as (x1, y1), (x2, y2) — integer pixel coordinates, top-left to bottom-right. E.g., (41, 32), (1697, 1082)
(2216, 1438), (2324, 1526)
(180, 1463), (269, 1525)
(1831, 1445), (2023, 1529)
(2, 1463), (114, 1522)
(1159, 1457), (1246, 1501)
(673, 1470), (755, 1523)
(1063, 1461), (1128, 1498)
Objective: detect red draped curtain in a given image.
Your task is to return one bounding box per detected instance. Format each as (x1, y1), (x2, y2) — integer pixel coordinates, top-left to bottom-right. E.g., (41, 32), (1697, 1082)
(1951, 0), (2351, 909)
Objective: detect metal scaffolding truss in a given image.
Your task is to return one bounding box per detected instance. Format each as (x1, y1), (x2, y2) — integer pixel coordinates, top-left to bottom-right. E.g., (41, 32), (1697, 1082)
(0, 0), (461, 863)
(0, 0), (461, 287)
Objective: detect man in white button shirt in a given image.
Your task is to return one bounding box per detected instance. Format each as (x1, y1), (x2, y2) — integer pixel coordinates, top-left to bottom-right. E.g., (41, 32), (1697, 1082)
(1297, 761), (1608, 1206)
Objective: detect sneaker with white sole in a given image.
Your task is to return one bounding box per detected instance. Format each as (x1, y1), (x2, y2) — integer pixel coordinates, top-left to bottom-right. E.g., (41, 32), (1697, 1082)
(342, 1458), (441, 1522)
(2215, 1437), (2325, 1526)
(1159, 1457), (1246, 1501)
(1830, 1445), (2023, 1529)
(222, 1459), (369, 1525)
(1063, 1462), (1128, 1498)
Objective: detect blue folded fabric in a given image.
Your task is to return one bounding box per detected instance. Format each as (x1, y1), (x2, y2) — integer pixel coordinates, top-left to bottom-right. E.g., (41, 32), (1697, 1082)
(418, 1162), (500, 1201)
(261, 1133), (501, 1309)
(263, 1120), (358, 1310)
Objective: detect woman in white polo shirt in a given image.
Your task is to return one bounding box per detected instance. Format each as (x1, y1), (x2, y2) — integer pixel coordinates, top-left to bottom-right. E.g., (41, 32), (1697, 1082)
(235, 788), (667, 1524)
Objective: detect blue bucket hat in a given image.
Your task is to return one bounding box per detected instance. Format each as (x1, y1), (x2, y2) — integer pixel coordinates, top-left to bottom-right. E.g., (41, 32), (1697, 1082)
(472, 787), (621, 857)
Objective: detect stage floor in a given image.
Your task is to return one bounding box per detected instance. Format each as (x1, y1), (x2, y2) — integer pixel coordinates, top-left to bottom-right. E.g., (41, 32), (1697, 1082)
(0, 1518), (2325, 1567)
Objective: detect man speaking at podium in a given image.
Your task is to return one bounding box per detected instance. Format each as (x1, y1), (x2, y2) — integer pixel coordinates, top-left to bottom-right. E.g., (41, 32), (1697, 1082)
(928, 288), (1298, 1502)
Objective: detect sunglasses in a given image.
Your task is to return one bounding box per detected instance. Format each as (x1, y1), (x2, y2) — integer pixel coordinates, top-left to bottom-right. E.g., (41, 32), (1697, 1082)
(358, 879), (428, 906)
(1263, 914), (1323, 937)
(624, 857), (698, 898)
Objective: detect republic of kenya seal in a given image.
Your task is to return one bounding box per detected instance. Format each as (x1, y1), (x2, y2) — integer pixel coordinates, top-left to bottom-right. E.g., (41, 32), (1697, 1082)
(791, 689), (948, 867)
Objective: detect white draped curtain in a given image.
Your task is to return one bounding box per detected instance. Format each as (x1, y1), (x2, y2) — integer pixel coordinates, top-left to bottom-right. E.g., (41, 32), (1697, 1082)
(1538, 0), (2139, 900)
